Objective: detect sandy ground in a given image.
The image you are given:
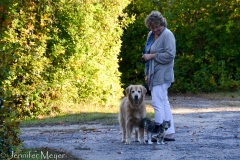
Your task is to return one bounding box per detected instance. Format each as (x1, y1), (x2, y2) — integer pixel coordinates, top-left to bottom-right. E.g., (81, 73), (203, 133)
(20, 95), (240, 160)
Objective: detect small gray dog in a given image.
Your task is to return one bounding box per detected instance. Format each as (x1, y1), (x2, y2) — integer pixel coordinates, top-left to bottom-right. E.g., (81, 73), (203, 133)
(141, 117), (171, 144)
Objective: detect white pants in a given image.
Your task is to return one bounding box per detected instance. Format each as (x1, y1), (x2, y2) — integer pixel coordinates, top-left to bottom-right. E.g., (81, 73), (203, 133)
(151, 83), (175, 134)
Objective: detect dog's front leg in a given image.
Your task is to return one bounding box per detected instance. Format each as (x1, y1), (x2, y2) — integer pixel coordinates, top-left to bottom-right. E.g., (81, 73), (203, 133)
(121, 127), (126, 143)
(120, 118), (126, 143)
(138, 127), (145, 144)
(125, 123), (132, 145)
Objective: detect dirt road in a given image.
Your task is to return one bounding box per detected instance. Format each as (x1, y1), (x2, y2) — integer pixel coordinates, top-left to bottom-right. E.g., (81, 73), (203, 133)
(20, 95), (240, 160)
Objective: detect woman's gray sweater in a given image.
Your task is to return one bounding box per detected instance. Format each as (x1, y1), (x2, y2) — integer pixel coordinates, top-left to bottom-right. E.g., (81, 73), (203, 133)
(147, 28), (176, 90)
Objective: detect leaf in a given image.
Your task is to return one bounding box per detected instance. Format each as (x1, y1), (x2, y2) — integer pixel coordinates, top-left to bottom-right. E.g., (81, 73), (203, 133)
(152, 146), (157, 150)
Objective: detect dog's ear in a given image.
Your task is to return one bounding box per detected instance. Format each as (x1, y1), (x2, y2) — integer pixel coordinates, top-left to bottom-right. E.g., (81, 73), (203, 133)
(141, 85), (147, 95)
(125, 85), (132, 95)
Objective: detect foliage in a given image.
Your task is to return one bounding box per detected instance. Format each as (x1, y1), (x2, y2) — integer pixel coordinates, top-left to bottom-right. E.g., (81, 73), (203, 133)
(119, 0), (162, 88)
(0, 0), (131, 116)
(162, 0), (240, 92)
(121, 0), (240, 92)
(0, 0), (131, 156)
(0, 98), (21, 159)
(48, 0), (130, 107)
(1, 1), (21, 158)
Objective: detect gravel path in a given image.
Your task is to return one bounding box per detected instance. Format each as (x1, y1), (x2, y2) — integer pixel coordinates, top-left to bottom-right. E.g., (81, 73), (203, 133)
(20, 95), (240, 160)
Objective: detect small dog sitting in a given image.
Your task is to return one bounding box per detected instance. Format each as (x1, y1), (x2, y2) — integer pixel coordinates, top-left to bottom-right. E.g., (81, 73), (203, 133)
(141, 117), (171, 145)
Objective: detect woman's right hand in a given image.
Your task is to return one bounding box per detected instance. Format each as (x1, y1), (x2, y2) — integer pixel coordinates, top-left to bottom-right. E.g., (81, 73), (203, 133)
(145, 75), (148, 83)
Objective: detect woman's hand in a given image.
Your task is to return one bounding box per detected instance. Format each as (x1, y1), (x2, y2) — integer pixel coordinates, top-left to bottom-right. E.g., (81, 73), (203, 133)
(142, 53), (156, 61)
(145, 75), (148, 83)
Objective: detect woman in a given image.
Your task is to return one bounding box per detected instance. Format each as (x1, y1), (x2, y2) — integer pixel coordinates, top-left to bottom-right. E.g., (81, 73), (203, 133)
(142, 11), (176, 141)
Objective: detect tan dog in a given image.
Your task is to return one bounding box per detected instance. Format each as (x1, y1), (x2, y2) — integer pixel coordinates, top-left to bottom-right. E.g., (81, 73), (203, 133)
(119, 85), (147, 145)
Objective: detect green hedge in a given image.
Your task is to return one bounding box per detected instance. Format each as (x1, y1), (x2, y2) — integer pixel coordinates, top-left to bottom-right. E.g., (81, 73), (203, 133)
(0, 0), (131, 157)
(0, 0), (131, 117)
(119, 0), (160, 87)
(120, 0), (240, 92)
(164, 0), (240, 92)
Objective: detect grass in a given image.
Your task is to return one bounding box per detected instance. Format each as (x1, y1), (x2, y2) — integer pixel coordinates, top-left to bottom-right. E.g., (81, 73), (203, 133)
(21, 90), (240, 127)
(20, 89), (240, 127)
(20, 104), (119, 127)
(20, 104), (154, 127)
(21, 112), (119, 127)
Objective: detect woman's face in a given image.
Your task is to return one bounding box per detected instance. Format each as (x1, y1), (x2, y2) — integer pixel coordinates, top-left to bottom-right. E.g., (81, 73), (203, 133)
(150, 25), (164, 36)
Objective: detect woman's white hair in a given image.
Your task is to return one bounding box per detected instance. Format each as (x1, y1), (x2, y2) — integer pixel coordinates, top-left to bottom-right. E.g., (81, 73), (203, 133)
(145, 11), (167, 28)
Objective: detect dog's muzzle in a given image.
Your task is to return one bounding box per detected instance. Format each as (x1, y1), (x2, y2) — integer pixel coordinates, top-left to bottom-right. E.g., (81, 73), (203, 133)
(133, 95), (139, 102)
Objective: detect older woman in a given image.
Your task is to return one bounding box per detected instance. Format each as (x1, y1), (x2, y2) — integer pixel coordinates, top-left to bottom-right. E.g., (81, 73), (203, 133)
(142, 11), (176, 141)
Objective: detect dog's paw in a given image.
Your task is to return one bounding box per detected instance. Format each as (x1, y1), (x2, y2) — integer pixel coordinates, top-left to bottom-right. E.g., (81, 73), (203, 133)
(121, 139), (126, 143)
(125, 141), (131, 145)
(135, 139), (139, 142)
(125, 139), (131, 145)
(139, 140), (145, 144)
(157, 141), (165, 145)
(148, 141), (153, 144)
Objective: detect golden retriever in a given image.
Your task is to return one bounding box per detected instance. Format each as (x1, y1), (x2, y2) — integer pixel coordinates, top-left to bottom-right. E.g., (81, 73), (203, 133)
(119, 85), (147, 145)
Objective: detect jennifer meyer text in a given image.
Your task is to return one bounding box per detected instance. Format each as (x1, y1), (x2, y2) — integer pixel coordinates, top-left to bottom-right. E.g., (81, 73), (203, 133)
(11, 150), (66, 159)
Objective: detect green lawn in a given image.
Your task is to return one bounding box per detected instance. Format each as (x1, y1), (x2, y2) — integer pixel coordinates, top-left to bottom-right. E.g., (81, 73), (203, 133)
(20, 104), (154, 127)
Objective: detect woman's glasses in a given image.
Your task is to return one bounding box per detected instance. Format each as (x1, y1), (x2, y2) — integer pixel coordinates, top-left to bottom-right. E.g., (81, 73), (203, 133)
(150, 26), (162, 31)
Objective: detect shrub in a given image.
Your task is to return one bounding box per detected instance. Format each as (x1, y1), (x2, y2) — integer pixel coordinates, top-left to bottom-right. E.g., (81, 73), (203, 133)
(163, 0), (240, 92)
(1, 0), (131, 117)
(119, 0), (162, 88)
(0, 98), (21, 159)
(121, 0), (240, 92)
(0, 0), (131, 156)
